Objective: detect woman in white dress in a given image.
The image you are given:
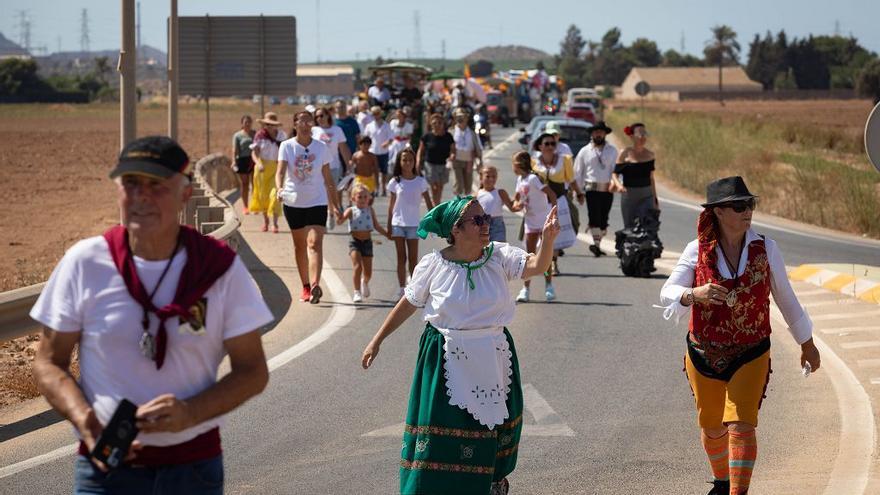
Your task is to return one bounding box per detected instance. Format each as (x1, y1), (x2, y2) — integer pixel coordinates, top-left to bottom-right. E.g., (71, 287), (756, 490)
(362, 196), (559, 495)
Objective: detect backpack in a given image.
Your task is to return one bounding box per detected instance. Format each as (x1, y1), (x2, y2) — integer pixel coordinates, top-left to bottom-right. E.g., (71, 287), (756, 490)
(614, 209), (663, 278)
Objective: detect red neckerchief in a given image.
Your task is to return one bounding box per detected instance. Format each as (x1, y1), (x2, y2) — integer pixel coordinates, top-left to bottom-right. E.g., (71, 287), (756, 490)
(103, 225), (236, 369)
(255, 128), (283, 147)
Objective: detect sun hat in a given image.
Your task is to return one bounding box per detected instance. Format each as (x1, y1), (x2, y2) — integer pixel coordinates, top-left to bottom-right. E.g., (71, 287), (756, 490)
(257, 112), (282, 126)
(590, 121), (612, 134)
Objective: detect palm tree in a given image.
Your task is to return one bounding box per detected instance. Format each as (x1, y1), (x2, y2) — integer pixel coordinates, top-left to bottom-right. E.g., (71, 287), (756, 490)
(704, 25), (741, 105)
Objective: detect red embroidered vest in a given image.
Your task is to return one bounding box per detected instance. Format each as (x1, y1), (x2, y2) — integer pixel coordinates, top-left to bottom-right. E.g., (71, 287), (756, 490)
(689, 223), (772, 346)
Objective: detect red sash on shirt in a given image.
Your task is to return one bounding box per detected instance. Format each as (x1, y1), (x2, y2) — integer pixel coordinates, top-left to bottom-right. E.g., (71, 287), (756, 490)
(103, 225), (236, 369)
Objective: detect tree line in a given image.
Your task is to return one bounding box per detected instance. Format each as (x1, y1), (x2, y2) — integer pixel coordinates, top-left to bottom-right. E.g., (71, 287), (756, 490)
(556, 25), (880, 98)
(0, 58), (114, 103)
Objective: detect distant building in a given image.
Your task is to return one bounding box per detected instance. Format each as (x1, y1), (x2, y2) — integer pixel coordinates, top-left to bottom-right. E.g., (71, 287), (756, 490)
(620, 67), (762, 101)
(297, 64), (354, 96)
(0, 32), (31, 60)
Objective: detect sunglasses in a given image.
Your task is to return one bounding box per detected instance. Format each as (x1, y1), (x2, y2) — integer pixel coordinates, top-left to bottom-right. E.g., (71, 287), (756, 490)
(458, 214), (493, 227)
(541, 141), (557, 147)
(719, 198), (757, 213)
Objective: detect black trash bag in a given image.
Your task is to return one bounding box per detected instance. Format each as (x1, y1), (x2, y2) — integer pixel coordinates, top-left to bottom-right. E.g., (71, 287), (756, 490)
(614, 209), (663, 278)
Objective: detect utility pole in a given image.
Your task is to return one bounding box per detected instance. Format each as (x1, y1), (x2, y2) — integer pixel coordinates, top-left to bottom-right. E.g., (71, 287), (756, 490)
(441, 39), (446, 61)
(120, 0), (137, 149)
(17, 11), (31, 54)
(413, 11), (422, 59)
(680, 30), (685, 53)
(137, 2), (142, 52)
(168, 0), (179, 139)
(834, 20), (841, 36)
(57, 36), (61, 54)
(80, 9), (90, 53)
(315, 0), (321, 62)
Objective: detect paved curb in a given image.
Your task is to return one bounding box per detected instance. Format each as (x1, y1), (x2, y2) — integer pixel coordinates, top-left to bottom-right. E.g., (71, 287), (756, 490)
(789, 264), (880, 305)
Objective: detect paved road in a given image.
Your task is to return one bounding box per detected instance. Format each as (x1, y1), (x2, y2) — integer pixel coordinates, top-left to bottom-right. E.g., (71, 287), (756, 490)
(1, 126), (876, 494)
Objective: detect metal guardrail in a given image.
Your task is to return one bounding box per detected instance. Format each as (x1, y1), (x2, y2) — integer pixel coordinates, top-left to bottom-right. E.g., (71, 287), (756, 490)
(0, 153), (241, 343)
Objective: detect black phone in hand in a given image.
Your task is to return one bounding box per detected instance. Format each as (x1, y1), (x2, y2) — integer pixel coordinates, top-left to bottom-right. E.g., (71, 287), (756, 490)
(91, 399), (139, 469)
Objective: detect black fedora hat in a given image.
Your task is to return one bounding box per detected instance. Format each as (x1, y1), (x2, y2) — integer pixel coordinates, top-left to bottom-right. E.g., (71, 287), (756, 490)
(590, 121), (612, 134)
(701, 176), (758, 208)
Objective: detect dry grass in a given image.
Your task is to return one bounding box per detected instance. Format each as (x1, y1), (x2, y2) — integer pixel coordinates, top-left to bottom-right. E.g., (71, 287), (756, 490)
(606, 102), (880, 238)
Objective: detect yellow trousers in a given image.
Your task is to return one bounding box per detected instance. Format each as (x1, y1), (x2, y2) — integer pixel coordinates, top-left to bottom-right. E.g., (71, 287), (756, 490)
(249, 159), (281, 216)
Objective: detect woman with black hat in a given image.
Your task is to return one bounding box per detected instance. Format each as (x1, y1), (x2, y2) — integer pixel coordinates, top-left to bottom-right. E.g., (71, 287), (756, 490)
(658, 176), (820, 495)
(362, 197), (560, 495)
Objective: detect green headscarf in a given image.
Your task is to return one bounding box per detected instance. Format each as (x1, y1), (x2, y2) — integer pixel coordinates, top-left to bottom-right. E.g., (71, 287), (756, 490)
(417, 196), (474, 240)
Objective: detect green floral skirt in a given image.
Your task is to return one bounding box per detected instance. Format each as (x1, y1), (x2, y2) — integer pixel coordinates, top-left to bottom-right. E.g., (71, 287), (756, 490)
(400, 324), (524, 495)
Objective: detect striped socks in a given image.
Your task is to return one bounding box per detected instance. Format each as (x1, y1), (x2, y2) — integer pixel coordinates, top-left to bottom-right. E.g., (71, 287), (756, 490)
(701, 431), (729, 482)
(729, 429), (757, 494)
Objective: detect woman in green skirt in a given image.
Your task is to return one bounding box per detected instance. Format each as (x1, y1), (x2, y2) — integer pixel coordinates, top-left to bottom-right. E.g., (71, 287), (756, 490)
(362, 195), (560, 495)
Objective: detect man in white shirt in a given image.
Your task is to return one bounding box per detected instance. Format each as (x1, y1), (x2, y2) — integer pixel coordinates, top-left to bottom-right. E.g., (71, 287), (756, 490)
(356, 101), (374, 133)
(573, 121), (618, 255)
(451, 108), (483, 195)
(363, 106), (394, 196)
(31, 136), (273, 493)
(368, 77), (391, 107)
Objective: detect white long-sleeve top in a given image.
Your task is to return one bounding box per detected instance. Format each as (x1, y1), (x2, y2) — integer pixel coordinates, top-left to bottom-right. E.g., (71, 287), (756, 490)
(659, 229), (813, 345)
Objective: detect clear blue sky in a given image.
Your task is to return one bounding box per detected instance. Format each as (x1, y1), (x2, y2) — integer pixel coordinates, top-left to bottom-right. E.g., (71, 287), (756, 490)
(2, 0), (878, 62)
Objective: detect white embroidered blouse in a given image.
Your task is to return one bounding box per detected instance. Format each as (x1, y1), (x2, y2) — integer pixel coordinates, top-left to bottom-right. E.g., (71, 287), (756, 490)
(404, 242), (530, 329)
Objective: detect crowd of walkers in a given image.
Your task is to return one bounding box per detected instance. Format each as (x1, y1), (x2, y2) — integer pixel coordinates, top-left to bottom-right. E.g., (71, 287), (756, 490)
(28, 80), (820, 495)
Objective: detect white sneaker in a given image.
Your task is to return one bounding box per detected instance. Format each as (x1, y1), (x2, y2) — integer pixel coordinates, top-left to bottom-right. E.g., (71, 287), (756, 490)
(362, 280), (370, 298)
(545, 283), (556, 302)
(397, 287), (406, 299)
(516, 287), (529, 303)
(352, 290), (362, 303)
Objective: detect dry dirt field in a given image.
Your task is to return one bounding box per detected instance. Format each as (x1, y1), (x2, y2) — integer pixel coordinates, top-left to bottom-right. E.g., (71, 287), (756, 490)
(610, 98), (875, 154)
(0, 100), (297, 406)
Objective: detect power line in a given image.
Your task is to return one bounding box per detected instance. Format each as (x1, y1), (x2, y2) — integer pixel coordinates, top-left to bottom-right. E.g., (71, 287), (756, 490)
(80, 8), (90, 53)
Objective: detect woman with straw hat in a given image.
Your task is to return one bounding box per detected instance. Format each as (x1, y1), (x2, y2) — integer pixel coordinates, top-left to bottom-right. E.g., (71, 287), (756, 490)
(659, 176), (820, 495)
(250, 112), (286, 232)
(362, 196), (560, 495)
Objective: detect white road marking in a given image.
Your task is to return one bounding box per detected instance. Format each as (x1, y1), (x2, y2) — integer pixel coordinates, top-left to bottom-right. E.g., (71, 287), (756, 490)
(0, 260), (355, 480)
(812, 310), (880, 322)
(361, 383), (575, 438)
(871, 378), (880, 385)
(797, 289), (835, 297)
(857, 359), (880, 368)
(820, 326), (880, 335)
(803, 300), (854, 309)
(840, 341), (880, 350)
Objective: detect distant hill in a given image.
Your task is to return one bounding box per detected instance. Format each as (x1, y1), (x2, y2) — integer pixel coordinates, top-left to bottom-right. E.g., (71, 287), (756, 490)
(38, 45), (166, 67)
(0, 32), (30, 57)
(464, 45), (550, 62)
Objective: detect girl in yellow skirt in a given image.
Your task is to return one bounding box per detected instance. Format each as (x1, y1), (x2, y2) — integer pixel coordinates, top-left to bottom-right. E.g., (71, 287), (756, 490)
(250, 112), (287, 232)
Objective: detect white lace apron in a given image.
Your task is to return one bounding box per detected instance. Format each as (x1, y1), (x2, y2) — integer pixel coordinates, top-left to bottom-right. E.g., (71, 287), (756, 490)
(435, 326), (513, 429)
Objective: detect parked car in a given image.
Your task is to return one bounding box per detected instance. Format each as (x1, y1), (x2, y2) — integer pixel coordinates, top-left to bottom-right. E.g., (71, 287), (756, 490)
(518, 115), (557, 149)
(528, 119), (593, 156)
(269, 96), (281, 105)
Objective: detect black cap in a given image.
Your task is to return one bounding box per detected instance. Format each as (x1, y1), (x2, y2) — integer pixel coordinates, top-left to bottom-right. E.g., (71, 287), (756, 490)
(110, 136), (191, 180)
(701, 176), (758, 207)
(590, 121), (612, 134)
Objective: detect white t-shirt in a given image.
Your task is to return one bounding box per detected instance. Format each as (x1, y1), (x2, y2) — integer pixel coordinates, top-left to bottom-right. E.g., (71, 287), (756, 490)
(29, 236), (274, 447)
(404, 242), (529, 329)
(389, 119), (414, 141)
(516, 173), (551, 230)
(251, 129), (288, 161)
(356, 112), (374, 133)
(364, 120), (394, 156)
(477, 189), (503, 217)
(387, 176), (429, 227)
(311, 125), (347, 171)
(277, 137), (330, 208)
(368, 85), (391, 103)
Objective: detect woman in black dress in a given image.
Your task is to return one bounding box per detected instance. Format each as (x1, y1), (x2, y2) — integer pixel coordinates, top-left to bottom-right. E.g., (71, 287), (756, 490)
(614, 122), (658, 229)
